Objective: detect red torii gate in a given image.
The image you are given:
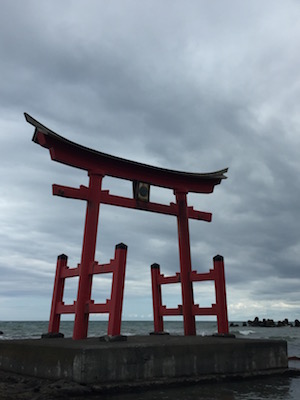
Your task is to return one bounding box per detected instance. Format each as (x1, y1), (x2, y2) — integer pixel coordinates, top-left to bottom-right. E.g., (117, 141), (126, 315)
(25, 113), (229, 339)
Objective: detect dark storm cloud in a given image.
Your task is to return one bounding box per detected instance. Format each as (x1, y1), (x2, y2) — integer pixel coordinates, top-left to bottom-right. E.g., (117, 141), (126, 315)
(1, 0), (300, 320)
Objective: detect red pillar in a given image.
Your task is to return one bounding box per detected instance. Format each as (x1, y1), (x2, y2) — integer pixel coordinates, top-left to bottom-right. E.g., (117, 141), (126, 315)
(73, 172), (103, 340)
(48, 254), (67, 333)
(107, 243), (128, 336)
(151, 263), (164, 332)
(213, 255), (229, 334)
(175, 191), (196, 335)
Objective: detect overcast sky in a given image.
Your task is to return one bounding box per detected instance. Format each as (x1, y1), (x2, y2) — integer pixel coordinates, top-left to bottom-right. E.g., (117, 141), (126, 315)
(1, 1), (300, 329)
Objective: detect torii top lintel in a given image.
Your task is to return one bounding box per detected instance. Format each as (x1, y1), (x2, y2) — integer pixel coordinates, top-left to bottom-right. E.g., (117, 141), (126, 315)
(25, 113), (228, 194)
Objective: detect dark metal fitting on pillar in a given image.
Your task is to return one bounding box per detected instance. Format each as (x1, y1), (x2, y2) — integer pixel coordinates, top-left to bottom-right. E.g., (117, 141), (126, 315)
(213, 255), (224, 261)
(151, 263), (160, 269)
(116, 243), (128, 250)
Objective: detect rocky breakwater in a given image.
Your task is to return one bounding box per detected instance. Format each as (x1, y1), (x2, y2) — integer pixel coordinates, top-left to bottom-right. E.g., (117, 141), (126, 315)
(247, 317), (300, 328)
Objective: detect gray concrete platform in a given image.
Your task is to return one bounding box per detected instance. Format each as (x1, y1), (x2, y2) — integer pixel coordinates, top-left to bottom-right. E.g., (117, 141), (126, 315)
(0, 335), (288, 389)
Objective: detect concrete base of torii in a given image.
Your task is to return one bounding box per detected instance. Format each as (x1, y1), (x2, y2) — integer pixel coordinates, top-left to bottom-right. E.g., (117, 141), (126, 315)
(0, 335), (288, 391)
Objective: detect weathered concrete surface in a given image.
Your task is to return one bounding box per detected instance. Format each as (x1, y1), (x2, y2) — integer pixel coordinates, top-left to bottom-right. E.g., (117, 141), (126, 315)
(0, 335), (288, 388)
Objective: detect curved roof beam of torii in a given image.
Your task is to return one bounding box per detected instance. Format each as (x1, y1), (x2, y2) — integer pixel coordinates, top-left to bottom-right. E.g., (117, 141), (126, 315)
(25, 113), (228, 194)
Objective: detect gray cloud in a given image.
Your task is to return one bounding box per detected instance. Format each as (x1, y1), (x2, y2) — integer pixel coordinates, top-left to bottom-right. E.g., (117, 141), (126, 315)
(1, 0), (300, 323)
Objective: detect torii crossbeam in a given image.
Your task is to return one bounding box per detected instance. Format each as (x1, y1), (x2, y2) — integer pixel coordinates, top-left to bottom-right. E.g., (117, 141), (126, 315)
(25, 113), (228, 339)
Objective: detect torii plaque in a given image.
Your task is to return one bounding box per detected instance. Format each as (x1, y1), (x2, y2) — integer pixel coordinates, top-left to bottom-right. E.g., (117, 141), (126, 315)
(25, 113), (228, 339)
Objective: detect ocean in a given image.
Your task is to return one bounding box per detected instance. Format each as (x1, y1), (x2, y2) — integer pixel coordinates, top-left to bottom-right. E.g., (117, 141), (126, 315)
(0, 320), (300, 399)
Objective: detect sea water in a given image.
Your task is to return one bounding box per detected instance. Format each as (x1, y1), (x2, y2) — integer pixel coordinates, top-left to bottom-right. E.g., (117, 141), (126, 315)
(0, 320), (300, 399)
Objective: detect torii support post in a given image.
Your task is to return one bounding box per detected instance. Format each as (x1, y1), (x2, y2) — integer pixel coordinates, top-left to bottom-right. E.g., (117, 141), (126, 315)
(48, 254), (68, 334)
(175, 191), (196, 336)
(213, 255), (229, 334)
(73, 173), (103, 340)
(150, 255), (229, 335)
(44, 242), (127, 339)
(107, 243), (128, 336)
(151, 263), (164, 333)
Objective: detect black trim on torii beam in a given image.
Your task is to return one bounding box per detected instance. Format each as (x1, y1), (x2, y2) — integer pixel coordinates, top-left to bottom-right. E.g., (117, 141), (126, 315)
(25, 113), (228, 194)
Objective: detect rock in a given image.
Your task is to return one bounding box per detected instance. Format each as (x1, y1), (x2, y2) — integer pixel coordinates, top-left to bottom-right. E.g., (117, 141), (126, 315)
(247, 317), (290, 328)
(248, 317), (260, 327)
(49, 380), (92, 396)
(264, 319), (276, 327)
(99, 334), (127, 342)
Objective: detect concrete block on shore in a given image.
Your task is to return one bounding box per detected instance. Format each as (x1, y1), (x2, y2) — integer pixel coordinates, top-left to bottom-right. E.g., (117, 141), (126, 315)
(0, 335), (288, 389)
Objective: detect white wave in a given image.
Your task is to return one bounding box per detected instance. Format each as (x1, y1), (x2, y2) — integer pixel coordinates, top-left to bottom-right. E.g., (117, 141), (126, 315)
(238, 330), (256, 336)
